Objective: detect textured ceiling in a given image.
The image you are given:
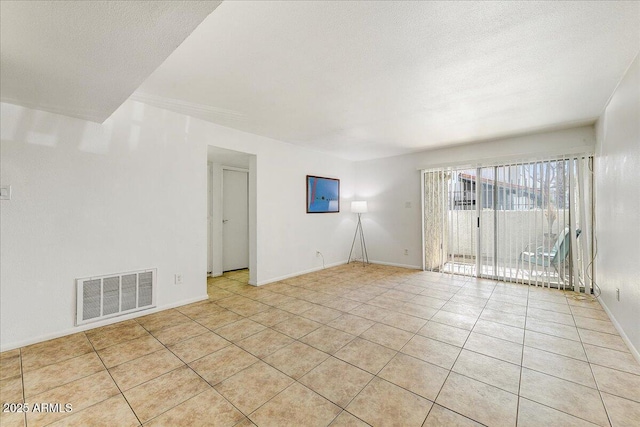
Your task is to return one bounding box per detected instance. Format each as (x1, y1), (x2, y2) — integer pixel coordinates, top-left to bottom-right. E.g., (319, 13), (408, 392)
(136, 1), (640, 161)
(0, 0), (220, 122)
(1, 2), (638, 160)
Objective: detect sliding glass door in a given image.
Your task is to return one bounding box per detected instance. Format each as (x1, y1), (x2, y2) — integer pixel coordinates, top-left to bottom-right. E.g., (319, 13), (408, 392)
(422, 156), (593, 292)
(477, 167), (496, 280)
(446, 168), (478, 277)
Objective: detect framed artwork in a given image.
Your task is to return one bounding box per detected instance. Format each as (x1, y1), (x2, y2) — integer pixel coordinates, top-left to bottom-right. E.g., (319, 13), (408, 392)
(306, 175), (340, 213)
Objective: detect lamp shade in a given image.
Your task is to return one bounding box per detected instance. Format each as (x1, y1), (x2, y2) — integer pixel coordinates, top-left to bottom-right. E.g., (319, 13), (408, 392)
(351, 201), (368, 213)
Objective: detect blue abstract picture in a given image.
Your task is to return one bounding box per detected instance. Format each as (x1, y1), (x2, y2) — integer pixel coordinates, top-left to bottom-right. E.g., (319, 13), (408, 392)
(307, 175), (340, 213)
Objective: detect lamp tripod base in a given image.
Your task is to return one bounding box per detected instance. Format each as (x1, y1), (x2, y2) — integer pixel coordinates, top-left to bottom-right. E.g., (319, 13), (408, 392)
(348, 213), (369, 266)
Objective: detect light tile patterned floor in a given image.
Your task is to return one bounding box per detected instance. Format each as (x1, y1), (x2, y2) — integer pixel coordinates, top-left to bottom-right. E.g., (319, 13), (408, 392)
(1, 265), (639, 426)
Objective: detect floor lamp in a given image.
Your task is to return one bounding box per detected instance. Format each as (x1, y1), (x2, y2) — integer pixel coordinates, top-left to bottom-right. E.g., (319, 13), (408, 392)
(348, 201), (369, 266)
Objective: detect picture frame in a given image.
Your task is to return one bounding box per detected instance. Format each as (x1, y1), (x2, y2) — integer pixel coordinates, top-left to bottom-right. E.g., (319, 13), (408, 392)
(306, 175), (340, 213)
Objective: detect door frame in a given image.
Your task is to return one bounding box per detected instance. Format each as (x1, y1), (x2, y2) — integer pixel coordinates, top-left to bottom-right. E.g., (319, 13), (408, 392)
(207, 151), (257, 286)
(207, 162), (214, 275)
(221, 166), (250, 273)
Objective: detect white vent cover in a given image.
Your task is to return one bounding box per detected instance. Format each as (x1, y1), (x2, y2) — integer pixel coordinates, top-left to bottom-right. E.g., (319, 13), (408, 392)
(76, 269), (156, 326)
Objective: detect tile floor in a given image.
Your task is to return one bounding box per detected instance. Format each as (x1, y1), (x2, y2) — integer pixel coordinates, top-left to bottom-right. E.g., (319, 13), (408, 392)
(1, 265), (639, 426)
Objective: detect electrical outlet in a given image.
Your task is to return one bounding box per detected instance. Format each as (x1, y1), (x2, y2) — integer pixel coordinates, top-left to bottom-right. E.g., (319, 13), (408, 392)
(175, 274), (183, 285)
(316, 250), (321, 257)
(0, 186), (11, 200)
(404, 249), (409, 256)
(616, 288), (620, 301)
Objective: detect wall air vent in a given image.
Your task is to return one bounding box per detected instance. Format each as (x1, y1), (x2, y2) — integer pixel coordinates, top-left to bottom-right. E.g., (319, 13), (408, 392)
(76, 269), (156, 326)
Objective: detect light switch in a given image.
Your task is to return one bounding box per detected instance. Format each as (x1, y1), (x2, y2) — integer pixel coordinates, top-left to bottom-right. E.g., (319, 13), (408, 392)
(0, 186), (11, 200)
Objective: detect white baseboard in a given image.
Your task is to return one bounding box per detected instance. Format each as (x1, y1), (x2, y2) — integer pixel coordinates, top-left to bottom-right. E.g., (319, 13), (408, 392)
(256, 261), (347, 286)
(598, 297), (640, 365)
(0, 294), (209, 352)
(368, 260), (422, 270)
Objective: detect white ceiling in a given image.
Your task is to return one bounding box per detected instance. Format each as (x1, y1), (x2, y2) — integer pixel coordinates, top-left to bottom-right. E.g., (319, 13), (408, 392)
(135, 1), (640, 161)
(1, 2), (638, 161)
(0, 0), (220, 122)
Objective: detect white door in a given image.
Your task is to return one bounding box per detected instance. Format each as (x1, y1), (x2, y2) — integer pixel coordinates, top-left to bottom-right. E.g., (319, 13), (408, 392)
(223, 169), (249, 271)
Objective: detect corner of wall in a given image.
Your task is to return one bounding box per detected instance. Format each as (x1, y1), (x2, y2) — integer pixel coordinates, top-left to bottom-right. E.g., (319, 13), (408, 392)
(592, 53), (640, 358)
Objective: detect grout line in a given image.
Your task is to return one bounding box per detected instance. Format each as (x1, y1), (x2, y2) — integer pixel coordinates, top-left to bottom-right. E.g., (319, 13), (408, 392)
(210, 270), (636, 426)
(181, 358), (251, 424)
(574, 295), (614, 427)
(420, 274), (495, 424)
(515, 285), (531, 427)
(327, 409), (372, 426)
(515, 287), (614, 427)
(415, 274), (489, 425)
(134, 302), (251, 424)
(214, 272), (422, 422)
(21, 352), (107, 401)
(84, 333), (143, 427)
(24, 264), (619, 427)
(139, 389), (212, 425)
(19, 348), (26, 427)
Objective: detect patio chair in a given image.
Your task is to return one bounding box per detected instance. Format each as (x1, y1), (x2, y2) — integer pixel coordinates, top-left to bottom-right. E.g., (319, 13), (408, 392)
(517, 227), (581, 282)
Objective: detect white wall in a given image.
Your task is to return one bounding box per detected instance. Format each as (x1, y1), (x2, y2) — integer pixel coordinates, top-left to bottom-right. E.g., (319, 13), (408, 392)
(1, 95), (609, 353)
(355, 126), (595, 268)
(0, 100), (355, 350)
(192, 120), (356, 284)
(595, 53), (640, 358)
(0, 101), (208, 350)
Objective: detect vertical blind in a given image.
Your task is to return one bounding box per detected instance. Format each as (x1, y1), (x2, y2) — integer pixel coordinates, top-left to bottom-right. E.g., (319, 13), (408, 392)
(422, 155), (594, 293)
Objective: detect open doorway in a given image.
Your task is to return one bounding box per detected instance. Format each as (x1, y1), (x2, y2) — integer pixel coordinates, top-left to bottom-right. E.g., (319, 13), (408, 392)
(222, 168), (249, 272)
(207, 146), (257, 286)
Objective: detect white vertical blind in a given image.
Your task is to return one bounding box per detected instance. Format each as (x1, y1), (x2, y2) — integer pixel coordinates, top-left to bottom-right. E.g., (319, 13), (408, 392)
(422, 155), (594, 293)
